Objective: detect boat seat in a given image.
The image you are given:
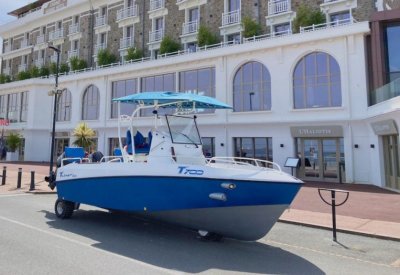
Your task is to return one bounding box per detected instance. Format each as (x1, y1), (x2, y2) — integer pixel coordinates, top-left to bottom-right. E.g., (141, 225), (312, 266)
(126, 130), (151, 155)
(63, 147), (85, 165)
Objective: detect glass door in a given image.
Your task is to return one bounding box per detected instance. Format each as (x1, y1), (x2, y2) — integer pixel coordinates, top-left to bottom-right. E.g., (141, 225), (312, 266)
(383, 135), (400, 190)
(322, 139), (338, 179)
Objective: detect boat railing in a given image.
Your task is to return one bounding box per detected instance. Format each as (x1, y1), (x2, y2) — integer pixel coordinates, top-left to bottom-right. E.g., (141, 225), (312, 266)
(61, 157), (91, 166)
(207, 157), (281, 171)
(100, 156), (123, 163)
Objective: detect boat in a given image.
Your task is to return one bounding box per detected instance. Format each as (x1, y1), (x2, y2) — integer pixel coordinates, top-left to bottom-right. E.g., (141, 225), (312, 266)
(48, 91), (302, 241)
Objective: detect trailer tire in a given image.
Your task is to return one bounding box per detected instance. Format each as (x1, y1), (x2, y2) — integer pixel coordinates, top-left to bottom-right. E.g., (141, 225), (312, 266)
(55, 198), (74, 219)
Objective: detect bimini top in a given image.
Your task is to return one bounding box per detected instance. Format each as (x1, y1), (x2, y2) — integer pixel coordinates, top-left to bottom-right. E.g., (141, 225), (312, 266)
(113, 91), (232, 109)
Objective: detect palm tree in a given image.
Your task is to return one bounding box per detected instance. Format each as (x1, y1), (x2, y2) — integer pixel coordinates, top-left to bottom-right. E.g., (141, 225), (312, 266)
(72, 123), (95, 150)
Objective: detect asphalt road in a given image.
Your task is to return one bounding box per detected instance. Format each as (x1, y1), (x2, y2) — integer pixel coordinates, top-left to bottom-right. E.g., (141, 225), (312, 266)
(0, 194), (399, 275)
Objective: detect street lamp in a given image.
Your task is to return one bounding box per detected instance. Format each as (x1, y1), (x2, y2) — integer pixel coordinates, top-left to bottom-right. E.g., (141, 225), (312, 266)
(46, 45), (61, 190)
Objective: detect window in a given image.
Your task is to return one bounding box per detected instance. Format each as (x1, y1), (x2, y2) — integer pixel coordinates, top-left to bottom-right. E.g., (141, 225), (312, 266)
(179, 67), (216, 113)
(234, 137), (273, 162)
(56, 89), (72, 121)
(0, 95), (8, 120)
(141, 73), (175, 116)
(330, 12), (351, 25)
(233, 61), (271, 112)
(111, 79), (137, 118)
(82, 85), (100, 120)
(274, 23), (291, 35)
(0, 92), (28, 123)
(155, 17), (163, 31)
(385, 23), (400, 83)
(189, 7), (199, 22)
(293, 52), (342, 109)
(228, 0), (240, 12)
(202, 137), (215, 157)
(227, 33), (241, 43)
(7, 93), (19, 123)
(109, 137), (126, 156)
(19, 92), (28, 122)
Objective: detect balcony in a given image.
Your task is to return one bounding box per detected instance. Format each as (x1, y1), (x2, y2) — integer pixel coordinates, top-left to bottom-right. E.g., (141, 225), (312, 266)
(150, 0), (165, 11)
(49, 28), (64, 41)
(94, 43), (106, 55)
(36, 35), (45, 44)
(182, 20), (199, 35)
(222, 9), (241, 26)
(117, 5), (138, 21)
(268, 0), (291, 16)
(149, 29), (164, 43)
(68, 49), (79, 59)
(120, 37), (134, 50)
(34, 58), (44, 67)
(18, 64), (27, 72)
(69, 23), (80, 35)
(95, 16), (107, 28)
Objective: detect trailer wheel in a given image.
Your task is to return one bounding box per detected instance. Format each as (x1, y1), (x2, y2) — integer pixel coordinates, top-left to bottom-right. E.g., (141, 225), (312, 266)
(55, 198), (75, 219)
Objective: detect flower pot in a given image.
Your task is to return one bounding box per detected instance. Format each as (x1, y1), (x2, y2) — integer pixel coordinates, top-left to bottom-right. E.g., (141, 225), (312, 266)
(6, 151), (19, 162)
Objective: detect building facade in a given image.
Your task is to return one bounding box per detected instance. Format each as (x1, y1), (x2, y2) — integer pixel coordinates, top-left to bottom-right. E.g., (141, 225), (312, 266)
(0, 0), (399, 191)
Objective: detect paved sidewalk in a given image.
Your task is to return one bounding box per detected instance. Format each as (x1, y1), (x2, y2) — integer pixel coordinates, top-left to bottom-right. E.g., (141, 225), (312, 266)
(1, 162), (399, 241)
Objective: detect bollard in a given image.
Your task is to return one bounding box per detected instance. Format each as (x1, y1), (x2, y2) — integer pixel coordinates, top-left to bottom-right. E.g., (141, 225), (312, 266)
(318, 188), (349, 242)
(17, 168), (22, 189)
(29, 171), (35, 191)
(1, 166), (6, 185)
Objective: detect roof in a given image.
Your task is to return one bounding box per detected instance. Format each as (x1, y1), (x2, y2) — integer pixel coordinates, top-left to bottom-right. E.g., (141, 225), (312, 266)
(8, 0), (51, 17)
(113, 91), (232, 110)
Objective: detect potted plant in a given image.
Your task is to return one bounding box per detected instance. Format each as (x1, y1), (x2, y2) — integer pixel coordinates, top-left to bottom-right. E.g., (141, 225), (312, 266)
(6, 132), (22, 161)
(72, 123), (95, 152)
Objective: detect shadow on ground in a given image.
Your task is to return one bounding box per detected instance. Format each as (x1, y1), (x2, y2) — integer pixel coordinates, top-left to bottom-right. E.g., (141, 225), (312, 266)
(43, 209), (323, 274)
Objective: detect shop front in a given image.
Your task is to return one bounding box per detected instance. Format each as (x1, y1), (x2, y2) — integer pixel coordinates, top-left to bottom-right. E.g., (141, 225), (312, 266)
(291, 126), (345, 183)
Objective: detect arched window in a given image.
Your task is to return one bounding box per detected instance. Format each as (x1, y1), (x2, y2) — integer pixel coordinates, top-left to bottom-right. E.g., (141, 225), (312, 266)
(233, 61), (271, 112)
(82, 85), (99, 120)
(293, 52), (341, 109)
(56, 89), (71, 121)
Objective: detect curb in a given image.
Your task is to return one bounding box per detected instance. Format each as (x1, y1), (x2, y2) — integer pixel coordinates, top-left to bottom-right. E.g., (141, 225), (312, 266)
(277, 219), (400, 242)
(26, 191), (56, 195)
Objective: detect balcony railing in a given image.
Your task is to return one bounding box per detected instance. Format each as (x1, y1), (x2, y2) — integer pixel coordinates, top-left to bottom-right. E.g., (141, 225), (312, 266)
(150, 0), (164, 11)
(69, 23), (80, 35)
(370, 77), (400, 105)
(149, 29), (164, 43)
(182, 20), (199, 35)
(222, 9), (241, 26)
(94, 43), (106, 55)
(120, 37), (134, 49)
(37, 34), (45, 44)
(95, 16), (107, 28)
(117, 5), (138, 21)
(68, 49), (79, 59)
(49, 28), (64, 41)
(34, 58), (44, 67)
(18, 64), (27, 72)
(324, 0), (341, 2)
(268, 0), (291, 16)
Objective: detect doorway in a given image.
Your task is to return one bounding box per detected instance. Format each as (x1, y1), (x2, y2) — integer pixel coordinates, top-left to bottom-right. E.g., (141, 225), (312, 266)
(296, 138), (345, 182)
(382, 135), (400, 190)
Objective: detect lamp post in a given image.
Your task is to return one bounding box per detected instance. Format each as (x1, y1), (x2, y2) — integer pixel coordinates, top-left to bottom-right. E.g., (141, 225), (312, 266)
(46, 45), (61, 189)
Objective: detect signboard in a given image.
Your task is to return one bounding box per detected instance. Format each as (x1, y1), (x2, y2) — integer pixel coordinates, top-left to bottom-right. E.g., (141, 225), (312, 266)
(0, 119), (10, 126)
(285, 157), (300, 168)
(371, 119), (398, 135)
(290, 126), (343, 138)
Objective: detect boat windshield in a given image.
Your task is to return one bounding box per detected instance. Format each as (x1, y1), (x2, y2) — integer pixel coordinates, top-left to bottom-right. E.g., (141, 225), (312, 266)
(166, 115), (202, 145)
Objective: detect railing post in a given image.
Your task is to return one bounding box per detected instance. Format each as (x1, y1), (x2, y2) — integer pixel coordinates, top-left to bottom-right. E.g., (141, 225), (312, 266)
(1, 166), (6, 185)
(17, 168), (22, 189)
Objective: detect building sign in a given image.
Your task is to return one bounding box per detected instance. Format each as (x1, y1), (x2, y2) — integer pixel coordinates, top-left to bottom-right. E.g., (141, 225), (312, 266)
(371, 120), (398, 135)
(290, 126), (343, 137)
(376, 0), (400, 11)
(0, 119), (10, 126)
(44, 0), (67, 14)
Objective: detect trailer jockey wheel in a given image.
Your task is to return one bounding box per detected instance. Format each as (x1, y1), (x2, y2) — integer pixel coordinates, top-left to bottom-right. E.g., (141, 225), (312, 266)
(55, 198), (75, 219)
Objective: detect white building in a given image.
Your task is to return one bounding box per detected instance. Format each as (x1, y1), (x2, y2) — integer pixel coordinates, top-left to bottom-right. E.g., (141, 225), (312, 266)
(0, 0), (399, 191)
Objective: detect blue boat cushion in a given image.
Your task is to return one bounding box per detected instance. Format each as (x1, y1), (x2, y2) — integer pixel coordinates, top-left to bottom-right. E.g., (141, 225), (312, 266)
(125, 130), (150, 154)
(63, 147), (85, 165)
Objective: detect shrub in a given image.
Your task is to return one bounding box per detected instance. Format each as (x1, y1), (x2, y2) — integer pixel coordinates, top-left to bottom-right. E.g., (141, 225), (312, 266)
(6, 132), (22, 152)
(60, 63), (70, 74)
(197, 25), (220, 47)
(293, 4), (326, 33)
(97, 49), (118, 66)
(125, 47), (143, 61)
(17, 71), (31, 81)
(69, 56), (87, 71)
(39, 66), (50, 77)
(159, 36), (181, 55)
(49, 62), (57, 75)
(242, 16), (262, 38)
(72, 122), (96, 150)
(29, 66), (40, 78)
(0, 74), (11, 84)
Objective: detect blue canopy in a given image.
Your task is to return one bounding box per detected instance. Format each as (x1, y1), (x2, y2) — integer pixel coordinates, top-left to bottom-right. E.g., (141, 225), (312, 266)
(112, 91), (232, 109)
